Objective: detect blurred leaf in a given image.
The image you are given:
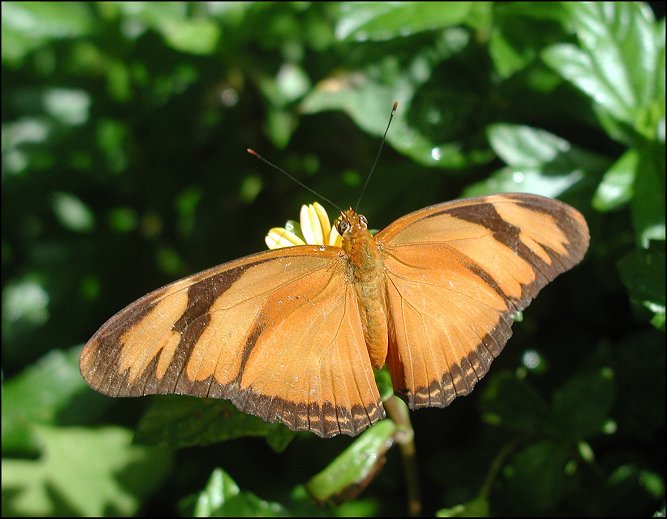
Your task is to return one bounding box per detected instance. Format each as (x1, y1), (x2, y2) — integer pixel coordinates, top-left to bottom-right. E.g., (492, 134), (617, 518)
(436, 494), (489, 517)
(489, 3), (567, 78)
(135, 396), (295, 452)
(306, 419), (395, 504)
(617, 242), (666, 331)
(479, 370), (549, 434)
(503, 440), (571, 514)
(336, 2), (473, 41)
(193, 468), (288, 517)
(2, 346), (109, 455)
(550, 367), (616, 440)
(593, 148), (637, 211)
(2, 424), (171, 516)
(51, 191), (95, 233)
(1, 2), (93, 64)
(302, 29), (494, 169)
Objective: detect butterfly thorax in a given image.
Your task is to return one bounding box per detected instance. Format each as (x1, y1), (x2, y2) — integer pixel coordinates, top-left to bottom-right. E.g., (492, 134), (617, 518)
(339, 209), (389, 369)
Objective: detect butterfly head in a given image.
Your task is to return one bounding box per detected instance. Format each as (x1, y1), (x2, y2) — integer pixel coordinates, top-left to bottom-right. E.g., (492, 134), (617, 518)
(336, 208), (369, 237)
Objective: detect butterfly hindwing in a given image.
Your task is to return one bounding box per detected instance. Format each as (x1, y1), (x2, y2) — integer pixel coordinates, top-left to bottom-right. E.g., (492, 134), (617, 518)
(80, 246), (384, 437)
(376, 193), (589, 408)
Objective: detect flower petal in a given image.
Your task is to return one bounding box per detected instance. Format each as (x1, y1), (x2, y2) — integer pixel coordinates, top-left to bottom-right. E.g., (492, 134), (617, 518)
(301, 204), (324, 245)
(265, 227), (306, 249)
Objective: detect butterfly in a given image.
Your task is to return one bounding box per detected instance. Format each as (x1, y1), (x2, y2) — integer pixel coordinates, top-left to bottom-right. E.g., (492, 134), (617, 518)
(80, 193), (589, 438)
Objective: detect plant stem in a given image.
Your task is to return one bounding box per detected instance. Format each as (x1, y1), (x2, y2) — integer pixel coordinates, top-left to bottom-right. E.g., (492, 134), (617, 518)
(385, 395), (421, 516)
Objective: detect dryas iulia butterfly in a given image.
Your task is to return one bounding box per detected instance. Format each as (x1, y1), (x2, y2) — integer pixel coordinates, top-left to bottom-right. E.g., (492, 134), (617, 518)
(80, 193), (589, 437)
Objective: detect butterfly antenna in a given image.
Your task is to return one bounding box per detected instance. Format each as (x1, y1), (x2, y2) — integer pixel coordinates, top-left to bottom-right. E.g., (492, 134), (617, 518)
(355, 101), (398, 212)
(247, 149), (344, 213)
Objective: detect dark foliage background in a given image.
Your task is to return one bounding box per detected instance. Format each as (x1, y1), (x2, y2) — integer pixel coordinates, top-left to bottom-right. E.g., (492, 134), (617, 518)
(2, 2), (665, 517)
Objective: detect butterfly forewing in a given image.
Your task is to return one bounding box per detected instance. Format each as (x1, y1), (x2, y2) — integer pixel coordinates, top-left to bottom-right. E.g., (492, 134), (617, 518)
(376, 194), (589, 408)
(80, 245), (384, 437)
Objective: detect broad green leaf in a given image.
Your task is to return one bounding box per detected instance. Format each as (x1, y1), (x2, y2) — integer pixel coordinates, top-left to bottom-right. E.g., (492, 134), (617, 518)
(135, 396), (295, 453)
(479, 370), (549, 434)
(336, 2), (473, 41)
(631, 140), (666, 247)
(543, 3), (660, 138)
(114, 2), (220, 55)
(306, 419), (396, 504)
(551, 367), (616, 439)
(2, 346), (110, 455)
(593, 148), (638, 211)
(617, 243), (666, 331)
(1, 2), (93, 64)
(504, 440), (571, 514)
(465, 124), (607, 197)
(193, 468), (288, 517)
(2, 425), (171, 516)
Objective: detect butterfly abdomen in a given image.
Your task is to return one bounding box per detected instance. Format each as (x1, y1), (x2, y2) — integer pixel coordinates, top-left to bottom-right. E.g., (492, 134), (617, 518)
(341, 211), (389, 370)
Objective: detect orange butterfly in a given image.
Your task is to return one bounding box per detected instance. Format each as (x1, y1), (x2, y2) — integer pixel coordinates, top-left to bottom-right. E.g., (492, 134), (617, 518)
(80, 193), (589, 437)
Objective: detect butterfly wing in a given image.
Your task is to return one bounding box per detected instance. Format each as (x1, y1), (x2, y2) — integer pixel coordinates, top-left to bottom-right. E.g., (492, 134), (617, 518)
(375, 193), (589, 408)
(80, 246), (384, 437)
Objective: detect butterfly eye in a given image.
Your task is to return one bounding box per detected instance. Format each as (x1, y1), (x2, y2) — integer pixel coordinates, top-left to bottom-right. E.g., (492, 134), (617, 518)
(359, 215), (368, 227)
(336, 219), (350, 235)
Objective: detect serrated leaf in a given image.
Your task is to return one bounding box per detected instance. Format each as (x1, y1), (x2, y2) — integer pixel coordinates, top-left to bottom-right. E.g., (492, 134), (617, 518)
(306, 419), (396, 504)
(543, 3), (661, 137)
(2, 425), (171, 516)
(135, 395), (295, 452)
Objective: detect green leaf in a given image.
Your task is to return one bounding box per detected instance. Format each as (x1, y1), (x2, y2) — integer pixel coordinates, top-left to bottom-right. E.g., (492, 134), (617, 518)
(193, 468), (288, 517)
(1, 2), (93, 64)
(617, 242), (666, 331)
(135, 396), (295, 452)
(465, 124), (607, 197)
(301, 30), (494, 169)
(631, 140), (666, 247)
(489, 3), (567, 78)
(503, 440), (571, 514)
(479, 370), (550, 434)
(551, 367), (616, 439)
(306, 419), (396, 504)
(542, 3), (660, 137)
(2, 425), (171, 516)
(592, 148), (638, 211)
(336, 2), (473, 41)
(437, 494), (489, 517)
(2, 346), (110, 456)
